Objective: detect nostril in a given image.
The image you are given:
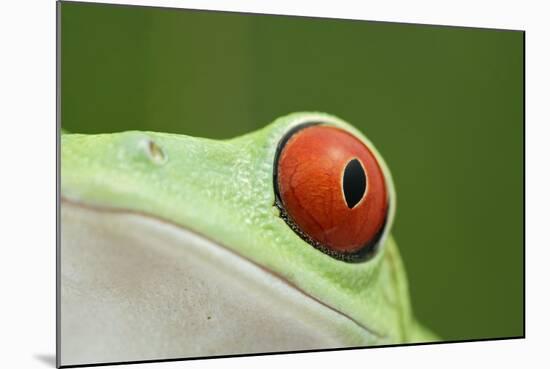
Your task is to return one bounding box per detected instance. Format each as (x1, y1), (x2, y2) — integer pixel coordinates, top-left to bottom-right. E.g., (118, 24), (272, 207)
(144, 139), (166, 164)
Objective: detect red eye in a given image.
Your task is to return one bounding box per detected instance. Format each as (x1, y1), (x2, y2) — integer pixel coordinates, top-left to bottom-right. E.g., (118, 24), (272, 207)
(274, 124), (389, 262)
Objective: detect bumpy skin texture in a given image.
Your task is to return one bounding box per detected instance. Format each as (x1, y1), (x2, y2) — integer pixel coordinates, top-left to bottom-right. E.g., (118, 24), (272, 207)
(62, 112), (434, 344)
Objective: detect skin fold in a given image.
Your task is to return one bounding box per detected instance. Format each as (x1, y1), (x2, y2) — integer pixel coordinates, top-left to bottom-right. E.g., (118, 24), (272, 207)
(60, 112), (437, 365)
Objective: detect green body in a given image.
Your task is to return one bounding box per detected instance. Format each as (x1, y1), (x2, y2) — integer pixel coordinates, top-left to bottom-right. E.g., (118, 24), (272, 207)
(61, 112), (436, 347)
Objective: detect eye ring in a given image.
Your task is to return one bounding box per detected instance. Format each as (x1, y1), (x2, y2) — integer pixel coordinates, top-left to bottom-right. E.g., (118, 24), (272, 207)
(273, 122), (389, 263)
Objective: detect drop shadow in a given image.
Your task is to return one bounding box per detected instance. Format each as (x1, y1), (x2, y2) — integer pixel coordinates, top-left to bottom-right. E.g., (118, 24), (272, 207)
(33, 353), (56, 367)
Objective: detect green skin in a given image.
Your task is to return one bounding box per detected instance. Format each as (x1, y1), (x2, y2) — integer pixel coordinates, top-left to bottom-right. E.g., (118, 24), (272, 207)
(61, 112), (436, 346)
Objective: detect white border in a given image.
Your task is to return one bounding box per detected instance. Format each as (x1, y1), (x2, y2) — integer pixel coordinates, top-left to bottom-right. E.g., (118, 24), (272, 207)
(57, 0), (528, 30)
(1, 1), (548, 368)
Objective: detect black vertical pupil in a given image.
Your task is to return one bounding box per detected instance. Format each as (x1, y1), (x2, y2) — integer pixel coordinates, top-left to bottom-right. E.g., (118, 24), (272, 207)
(343, 159), (367, 209)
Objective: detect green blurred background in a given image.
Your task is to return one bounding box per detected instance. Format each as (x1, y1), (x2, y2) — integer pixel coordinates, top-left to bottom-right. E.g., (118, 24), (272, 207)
(60, 2), (524, 341)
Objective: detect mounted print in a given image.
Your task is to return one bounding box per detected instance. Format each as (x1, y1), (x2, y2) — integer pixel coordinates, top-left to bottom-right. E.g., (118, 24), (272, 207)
(58, 1), (524, 367)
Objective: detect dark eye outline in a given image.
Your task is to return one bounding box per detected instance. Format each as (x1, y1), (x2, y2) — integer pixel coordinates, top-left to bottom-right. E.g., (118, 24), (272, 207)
(272, 122), (390, 263)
